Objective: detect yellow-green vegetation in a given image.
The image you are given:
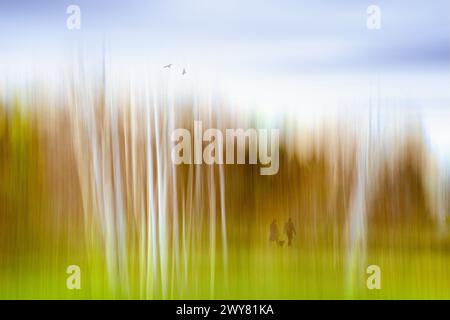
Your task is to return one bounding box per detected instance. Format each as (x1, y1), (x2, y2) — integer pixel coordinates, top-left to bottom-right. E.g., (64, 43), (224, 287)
(0, 103), (449, 300)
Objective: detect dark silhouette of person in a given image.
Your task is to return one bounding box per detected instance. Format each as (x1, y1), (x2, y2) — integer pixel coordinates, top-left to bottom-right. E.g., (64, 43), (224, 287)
(269, 219), (279, 245)
(284, 217), (296, 246)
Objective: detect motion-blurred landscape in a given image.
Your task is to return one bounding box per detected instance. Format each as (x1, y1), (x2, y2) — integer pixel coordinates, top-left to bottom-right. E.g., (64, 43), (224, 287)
(0, 74), (449, 298)
(0, 0), (449, 299)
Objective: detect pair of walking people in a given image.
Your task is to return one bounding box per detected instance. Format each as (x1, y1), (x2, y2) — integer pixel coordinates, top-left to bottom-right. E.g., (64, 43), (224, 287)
(269, 218), (296, 247)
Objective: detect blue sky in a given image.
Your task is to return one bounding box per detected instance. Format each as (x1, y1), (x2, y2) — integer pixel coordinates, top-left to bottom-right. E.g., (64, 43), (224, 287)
(0, 0), (448, 73)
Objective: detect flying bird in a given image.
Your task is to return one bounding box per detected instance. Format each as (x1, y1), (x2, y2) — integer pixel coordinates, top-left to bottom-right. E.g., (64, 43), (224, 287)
(163, 64), (172, 68)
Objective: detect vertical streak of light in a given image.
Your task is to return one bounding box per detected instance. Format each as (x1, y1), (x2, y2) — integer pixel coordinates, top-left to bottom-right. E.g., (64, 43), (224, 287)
(145, 76), (157, 299)
(153, 80), (168, 298)
(110, 89), (130, 297)
(345, 132), (368, 296)
(218, 163), (228, 290)
(168, 77), (180, 298)
(185, 157), (195, 297)
(207, 97), (216, 297)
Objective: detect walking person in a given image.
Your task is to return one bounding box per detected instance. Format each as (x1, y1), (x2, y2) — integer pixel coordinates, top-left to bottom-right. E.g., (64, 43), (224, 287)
(284, 217), (296, 246)
(269, 219), (280, 245)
